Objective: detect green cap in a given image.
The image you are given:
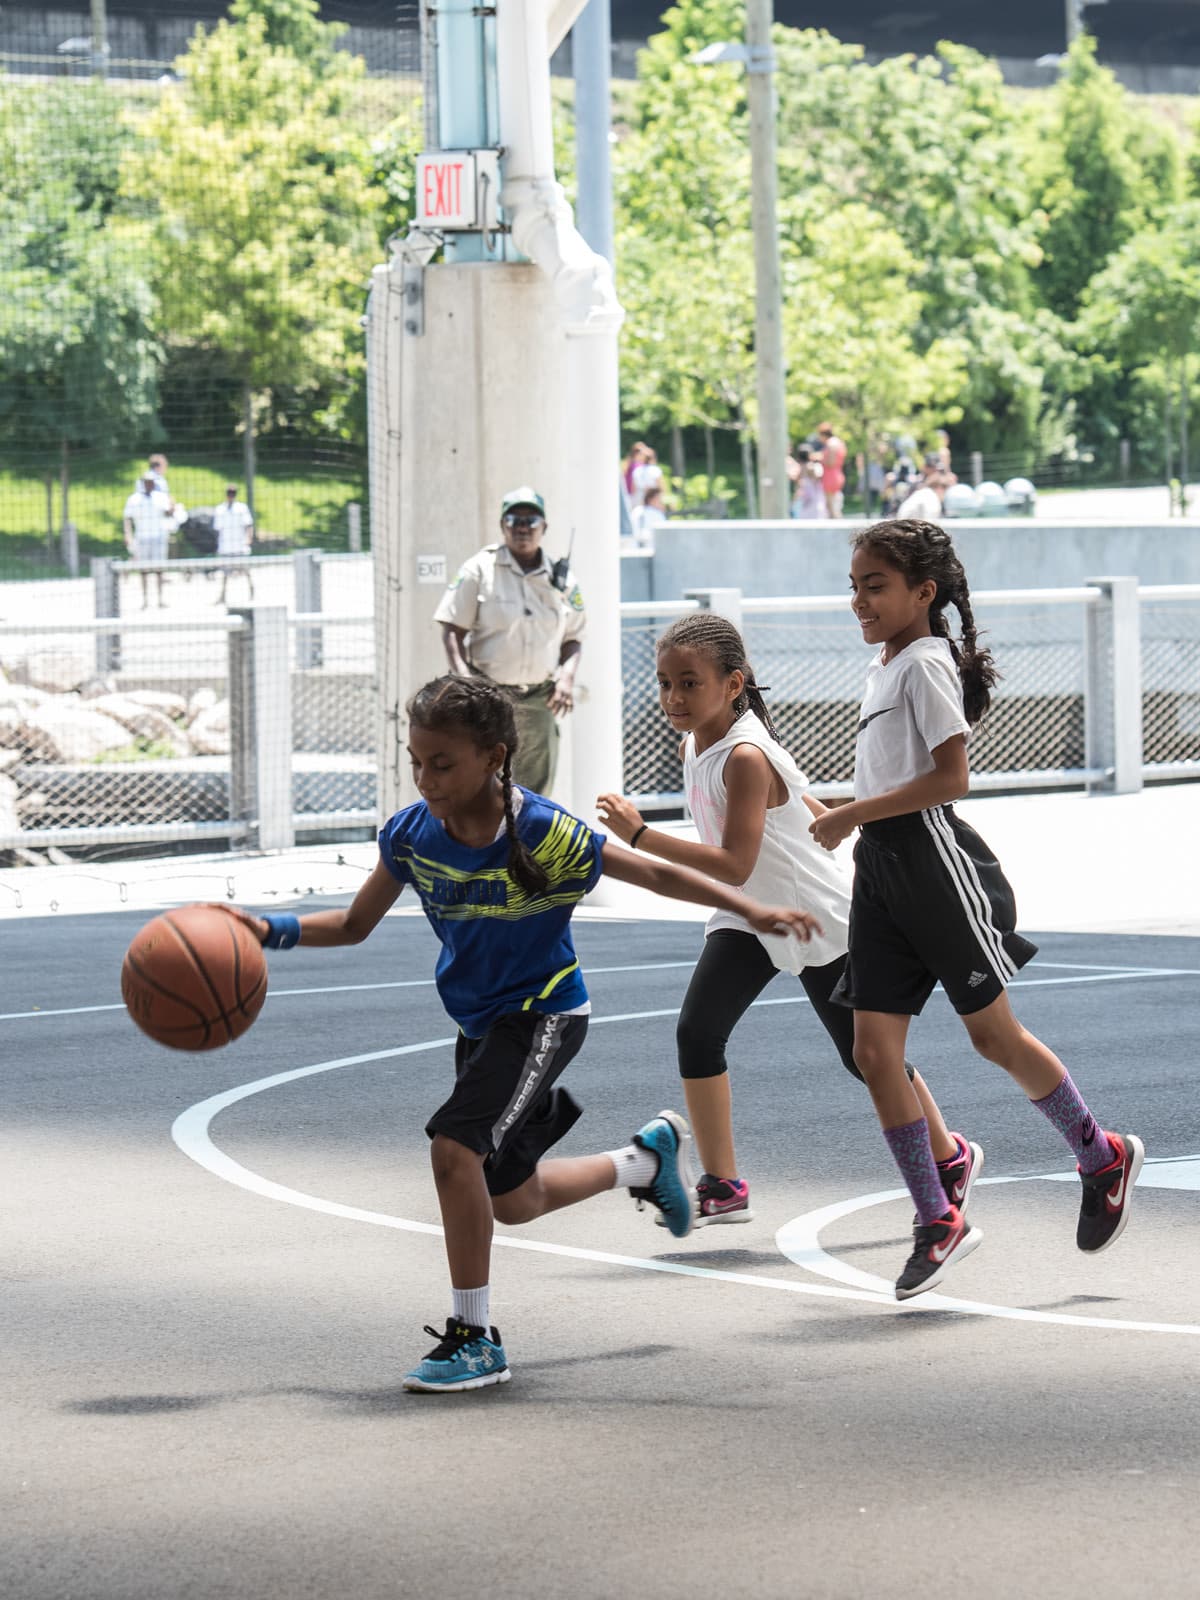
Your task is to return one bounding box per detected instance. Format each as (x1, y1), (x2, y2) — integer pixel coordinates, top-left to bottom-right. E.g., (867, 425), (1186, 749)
(500, 485), (546, 517)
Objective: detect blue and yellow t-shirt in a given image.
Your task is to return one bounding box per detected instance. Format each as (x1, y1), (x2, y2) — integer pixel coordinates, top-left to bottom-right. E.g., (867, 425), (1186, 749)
(378, 789), (606, 1037)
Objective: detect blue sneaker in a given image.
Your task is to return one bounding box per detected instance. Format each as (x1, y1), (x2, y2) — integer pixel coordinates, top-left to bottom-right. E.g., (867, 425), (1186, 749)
(402, 1319), (511, 1393)
(630, 1109), (696, 1238)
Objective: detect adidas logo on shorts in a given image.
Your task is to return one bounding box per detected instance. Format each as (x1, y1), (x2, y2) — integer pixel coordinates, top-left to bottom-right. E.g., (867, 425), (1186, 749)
(967, 970), (988, 987)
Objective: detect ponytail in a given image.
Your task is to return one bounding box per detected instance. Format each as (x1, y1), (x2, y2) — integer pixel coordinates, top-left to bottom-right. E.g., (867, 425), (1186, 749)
(500, 751), (550, 896)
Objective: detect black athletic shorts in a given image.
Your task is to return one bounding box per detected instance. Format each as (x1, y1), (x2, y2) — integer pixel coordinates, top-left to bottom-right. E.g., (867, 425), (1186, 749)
(425, 1010), (588, 1196)
(833, 804), (1037, 1017)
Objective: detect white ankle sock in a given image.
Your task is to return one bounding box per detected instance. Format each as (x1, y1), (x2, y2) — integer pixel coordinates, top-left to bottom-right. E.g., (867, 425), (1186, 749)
(605, 1144), (659, 1189)
(451, 1285), (490, 1330)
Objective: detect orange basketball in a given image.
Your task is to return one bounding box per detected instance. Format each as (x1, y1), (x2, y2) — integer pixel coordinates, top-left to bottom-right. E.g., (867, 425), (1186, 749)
(121, 903), (268, 1051)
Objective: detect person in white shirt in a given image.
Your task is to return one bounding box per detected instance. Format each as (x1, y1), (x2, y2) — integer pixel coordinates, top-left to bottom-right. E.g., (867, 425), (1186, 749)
(895, 467), (946, 522)
(629, 485), (667, 551)
(212, 484), (255, 604)
(809, 517), (1143, 1299)
(122, 474), (175, 607)
(596, 610), (970, 1227)
(629, 447), (663, 510)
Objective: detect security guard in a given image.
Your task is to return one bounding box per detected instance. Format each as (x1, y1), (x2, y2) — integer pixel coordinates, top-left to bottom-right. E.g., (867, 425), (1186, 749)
(434, 486), (585, 794)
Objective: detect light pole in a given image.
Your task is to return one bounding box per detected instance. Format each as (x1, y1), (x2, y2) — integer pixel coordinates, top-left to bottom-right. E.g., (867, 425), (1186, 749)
(1065, 0), (1108, 46)
(692, 5), (790, 521)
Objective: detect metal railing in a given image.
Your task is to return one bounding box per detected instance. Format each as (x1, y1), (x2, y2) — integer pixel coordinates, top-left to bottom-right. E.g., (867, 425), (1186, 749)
(3, 575), (1197, 858)
(622, 578), (1200, 809)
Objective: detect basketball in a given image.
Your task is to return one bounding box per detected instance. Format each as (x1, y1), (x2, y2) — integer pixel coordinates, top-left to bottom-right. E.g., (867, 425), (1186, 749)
(121, 904), (268, 1051)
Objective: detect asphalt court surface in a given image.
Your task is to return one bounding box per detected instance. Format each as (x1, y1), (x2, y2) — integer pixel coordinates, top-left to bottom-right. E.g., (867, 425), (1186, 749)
(5, 907), (1200, 1599)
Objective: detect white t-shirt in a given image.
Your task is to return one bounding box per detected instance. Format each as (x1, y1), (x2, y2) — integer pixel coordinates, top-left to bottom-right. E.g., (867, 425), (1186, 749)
(853, 636), (971, 803)
(629, 502), (665, 550)
(630, 460), (663, 508)
(895, 485), (943, 521)
(122, 488), (174, 551)
(213, 500), (254, 556)
(684, 710), (850, 973)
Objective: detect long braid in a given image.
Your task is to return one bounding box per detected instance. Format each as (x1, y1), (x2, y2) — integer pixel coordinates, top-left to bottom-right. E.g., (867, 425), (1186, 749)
(406, 674), (550, 896)
(657, 612), (783, 745)
(852, 518), (999, 726)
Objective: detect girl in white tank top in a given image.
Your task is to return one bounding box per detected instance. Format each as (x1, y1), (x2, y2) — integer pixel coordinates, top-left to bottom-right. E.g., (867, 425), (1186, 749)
(598, 612), (976, 1225)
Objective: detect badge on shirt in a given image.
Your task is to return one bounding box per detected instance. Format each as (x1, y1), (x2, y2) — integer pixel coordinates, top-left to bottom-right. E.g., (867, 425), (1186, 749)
(566, 583), (584, 612)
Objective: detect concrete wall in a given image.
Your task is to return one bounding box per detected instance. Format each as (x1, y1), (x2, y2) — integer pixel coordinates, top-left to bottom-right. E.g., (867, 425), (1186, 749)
(621, 519), (1200, 603)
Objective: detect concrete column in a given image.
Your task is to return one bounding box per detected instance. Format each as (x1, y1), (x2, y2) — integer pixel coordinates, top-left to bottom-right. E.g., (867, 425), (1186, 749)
(1084, 576), (1143, 794)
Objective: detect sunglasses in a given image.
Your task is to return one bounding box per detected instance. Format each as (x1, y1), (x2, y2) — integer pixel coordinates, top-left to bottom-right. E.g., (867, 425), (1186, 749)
(504, 513), (544, 530)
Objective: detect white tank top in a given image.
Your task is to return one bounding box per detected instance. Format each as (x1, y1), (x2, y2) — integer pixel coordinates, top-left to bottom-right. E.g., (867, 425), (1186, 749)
(683, 711), (850, 974)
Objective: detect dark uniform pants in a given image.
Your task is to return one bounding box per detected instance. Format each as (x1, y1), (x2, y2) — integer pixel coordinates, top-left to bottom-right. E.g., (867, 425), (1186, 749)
(503, 680), (558, 795)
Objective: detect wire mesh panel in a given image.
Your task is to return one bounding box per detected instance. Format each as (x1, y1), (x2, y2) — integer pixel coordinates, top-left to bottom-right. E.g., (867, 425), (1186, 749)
(1141, 596), (1200, 772)
(0, 6), (420, 588)
(968, 599), (1090, 776)
(0, 617), (238, 852)
(289, 617), (378, 829)
(621, 609), (691, 801)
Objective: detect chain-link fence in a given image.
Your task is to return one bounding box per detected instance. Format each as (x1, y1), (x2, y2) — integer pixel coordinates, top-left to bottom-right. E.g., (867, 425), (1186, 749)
(1141, 588), (1200, 774)
(622, 584), (1193, 808)
(290, 615), (377, 829)
(0, 4), (420, 586)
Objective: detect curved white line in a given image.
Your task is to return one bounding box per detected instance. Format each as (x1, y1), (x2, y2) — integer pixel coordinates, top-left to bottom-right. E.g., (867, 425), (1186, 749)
(173, 1016), (1200, 1335)
(170, 1027), (889, 1308)
(775, 1178), (1200, 1337)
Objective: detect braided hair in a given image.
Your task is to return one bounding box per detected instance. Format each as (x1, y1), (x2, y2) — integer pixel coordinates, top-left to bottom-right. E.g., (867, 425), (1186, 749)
(851, 519), (999, 725)
(656, 612), (783, 744)
(405, 675), (550, 896)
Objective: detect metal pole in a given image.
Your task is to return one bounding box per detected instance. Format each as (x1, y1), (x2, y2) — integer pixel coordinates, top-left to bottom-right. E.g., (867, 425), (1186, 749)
(1065, 0), (1080, 44)
(572, 0), (615, 265)
(745, 0), (789, 520)
(90, 0), (108, 79)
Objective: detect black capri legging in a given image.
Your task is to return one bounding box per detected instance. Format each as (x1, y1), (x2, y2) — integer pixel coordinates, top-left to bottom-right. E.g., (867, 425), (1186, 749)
(675, 928), (914, 1084)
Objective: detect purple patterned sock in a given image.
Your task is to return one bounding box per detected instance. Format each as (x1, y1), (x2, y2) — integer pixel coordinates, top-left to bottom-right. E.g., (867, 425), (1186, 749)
(1031, 1073), (1115, 1174)
(883, 1117), (949, 1226)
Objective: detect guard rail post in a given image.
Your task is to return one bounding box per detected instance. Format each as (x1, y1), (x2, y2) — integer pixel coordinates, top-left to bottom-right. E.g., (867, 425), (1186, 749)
(682, 587), (745, 634)
(92, 556), (120, 675)
(1084, 576), (1143, 794)
(228, 606), (295, 851)
(293, 548), (324, 668)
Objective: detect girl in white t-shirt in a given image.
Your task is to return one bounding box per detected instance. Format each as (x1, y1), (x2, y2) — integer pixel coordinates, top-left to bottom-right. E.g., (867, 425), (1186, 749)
(810, 518), (1144, 1299)
(597, 611), (976, 1227)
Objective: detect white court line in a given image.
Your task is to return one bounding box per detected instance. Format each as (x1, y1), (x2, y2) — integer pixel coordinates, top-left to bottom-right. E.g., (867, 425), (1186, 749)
(172, 999), (1200, 1338)
(5, 959), (1196, 1025)
(0, 960), (697, 1023)
(775, 1175), (1200, 1338)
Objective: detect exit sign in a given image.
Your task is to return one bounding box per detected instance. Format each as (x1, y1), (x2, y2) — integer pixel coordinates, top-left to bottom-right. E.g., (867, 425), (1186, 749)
(415, 150), (500, 231)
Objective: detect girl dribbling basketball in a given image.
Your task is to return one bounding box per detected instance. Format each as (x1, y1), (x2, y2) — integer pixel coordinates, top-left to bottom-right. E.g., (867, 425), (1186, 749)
(241, 674), (820, 1391)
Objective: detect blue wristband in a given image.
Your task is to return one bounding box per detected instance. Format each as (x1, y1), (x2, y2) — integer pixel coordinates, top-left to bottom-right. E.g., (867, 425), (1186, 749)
(262, 913), (301, 950)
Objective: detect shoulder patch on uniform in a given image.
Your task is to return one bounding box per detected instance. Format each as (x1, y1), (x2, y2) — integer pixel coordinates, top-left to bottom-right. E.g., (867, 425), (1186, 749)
(567, 584), (584, 612)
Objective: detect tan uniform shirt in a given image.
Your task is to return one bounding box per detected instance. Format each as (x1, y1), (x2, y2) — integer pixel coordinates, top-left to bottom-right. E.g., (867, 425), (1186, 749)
(434, 543), (586, 687)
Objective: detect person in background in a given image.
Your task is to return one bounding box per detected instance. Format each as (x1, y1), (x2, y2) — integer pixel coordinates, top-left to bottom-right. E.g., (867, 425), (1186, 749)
(212, 483), (255, 605)
(787, 446), (826, 520)
(631, 447), (664, 511)
(122, 472), (175, 608)
(896, 465), (946, 522)
(623, 442), (648, 497)
(816, 423), (847, 518)
(630, 484), (668, 551)
(435, 486), (584, 796)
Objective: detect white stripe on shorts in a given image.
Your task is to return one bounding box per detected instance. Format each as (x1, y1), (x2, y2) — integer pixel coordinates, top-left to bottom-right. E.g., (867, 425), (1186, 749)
(921, 808), (1017, 982)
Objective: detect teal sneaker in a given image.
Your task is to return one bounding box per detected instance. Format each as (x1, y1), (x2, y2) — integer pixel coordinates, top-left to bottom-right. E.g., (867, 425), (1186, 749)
(402, 1319), (511, 1393)
(630, 1109), (696, 1238)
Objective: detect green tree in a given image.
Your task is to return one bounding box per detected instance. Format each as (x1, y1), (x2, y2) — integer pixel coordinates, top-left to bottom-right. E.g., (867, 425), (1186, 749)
(125, 0), (386, 508)
(1028, 35), (1182, 322)
(0, 79), (159, 539)
(1078, 204), (1200, 507)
